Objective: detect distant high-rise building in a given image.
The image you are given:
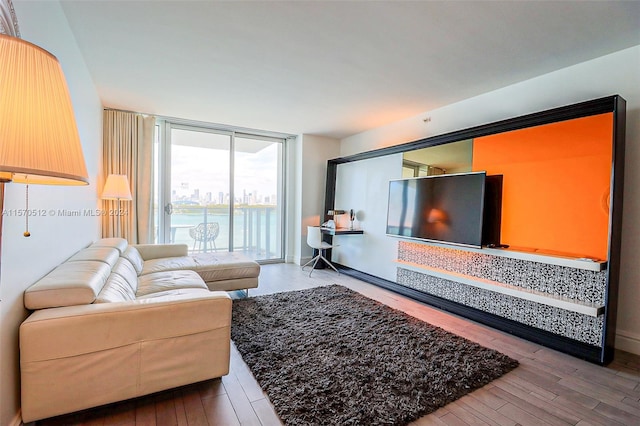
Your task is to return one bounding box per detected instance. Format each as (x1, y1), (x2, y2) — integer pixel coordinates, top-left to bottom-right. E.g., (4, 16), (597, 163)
(218, 192), (224, 204)
(205, 192), (212, 203)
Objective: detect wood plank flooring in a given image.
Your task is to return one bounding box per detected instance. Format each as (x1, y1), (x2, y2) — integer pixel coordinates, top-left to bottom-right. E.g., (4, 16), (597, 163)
(33, 263), (640, 426)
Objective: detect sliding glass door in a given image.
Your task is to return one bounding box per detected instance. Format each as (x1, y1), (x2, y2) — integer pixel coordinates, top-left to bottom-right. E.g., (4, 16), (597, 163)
(233, 135), (284, 261)
(166, 126), (231, 253)
(157, 123), (285, 262)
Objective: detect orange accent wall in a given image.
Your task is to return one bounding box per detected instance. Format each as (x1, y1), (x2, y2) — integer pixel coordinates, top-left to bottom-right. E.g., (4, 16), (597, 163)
(472, 113), (613, 260)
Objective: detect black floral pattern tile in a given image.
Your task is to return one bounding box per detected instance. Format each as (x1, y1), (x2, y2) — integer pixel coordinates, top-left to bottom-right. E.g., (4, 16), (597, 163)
(396, 241), (606, 347)
(398, 242), (606, 304)
(397, 268), (603, 346)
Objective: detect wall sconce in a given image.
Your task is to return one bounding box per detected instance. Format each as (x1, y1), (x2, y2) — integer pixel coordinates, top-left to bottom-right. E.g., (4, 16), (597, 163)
(0, 35), (89, 187)
(101, 174), (132, 237)
(427, 208), (448, 224)
(0, 34), (89, 238)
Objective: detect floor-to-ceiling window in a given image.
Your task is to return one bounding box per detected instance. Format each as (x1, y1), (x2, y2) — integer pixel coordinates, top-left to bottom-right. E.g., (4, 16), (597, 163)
(155, 121), (287, 262)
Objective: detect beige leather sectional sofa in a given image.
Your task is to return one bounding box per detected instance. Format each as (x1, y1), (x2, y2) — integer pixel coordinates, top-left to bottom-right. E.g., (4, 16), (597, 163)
(19, 238), (260, 423)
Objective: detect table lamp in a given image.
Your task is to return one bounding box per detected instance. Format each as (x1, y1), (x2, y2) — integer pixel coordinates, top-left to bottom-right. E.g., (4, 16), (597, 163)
(101, 174), (132, 237)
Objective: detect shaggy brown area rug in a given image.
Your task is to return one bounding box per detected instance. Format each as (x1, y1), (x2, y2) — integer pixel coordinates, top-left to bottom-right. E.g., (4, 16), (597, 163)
(231, 285), (518, 425)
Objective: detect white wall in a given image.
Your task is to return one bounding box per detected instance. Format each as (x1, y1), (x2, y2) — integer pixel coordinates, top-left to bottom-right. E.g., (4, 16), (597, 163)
(333, 154), (402, 281)
(0, 2), (102, 424)
(290, 134), (340, 264)
(340, 45), (640, 355)
(286, 135), (300, 263)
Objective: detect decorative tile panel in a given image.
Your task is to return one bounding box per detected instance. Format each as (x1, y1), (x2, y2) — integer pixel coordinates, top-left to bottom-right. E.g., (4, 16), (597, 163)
(397, 268), (604, 346)
(398, 241), (606, 305)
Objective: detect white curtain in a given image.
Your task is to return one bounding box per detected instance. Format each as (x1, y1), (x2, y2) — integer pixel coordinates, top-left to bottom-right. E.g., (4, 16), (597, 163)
(102, 110), (155, 243)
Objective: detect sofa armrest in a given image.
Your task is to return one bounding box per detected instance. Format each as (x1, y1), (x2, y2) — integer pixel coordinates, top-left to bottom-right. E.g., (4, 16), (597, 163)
(20, 290), (232, 422)
(133, 243), (189, 260)
(20, 290), (230, 362)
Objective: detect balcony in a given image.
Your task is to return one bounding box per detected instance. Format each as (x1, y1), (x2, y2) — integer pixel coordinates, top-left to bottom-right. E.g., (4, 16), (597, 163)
(167, 205), (280, 261)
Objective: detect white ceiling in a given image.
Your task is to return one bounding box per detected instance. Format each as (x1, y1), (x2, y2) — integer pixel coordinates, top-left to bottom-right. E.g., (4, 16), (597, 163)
(59, 1), (640, 139)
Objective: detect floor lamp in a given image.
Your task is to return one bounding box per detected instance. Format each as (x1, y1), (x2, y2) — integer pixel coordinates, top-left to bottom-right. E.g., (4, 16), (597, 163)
(101, 174), (132, 238)
(0, 34), (89, 299)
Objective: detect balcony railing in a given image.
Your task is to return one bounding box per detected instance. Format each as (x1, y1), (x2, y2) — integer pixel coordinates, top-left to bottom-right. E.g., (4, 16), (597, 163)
(169, 205), (280, 261)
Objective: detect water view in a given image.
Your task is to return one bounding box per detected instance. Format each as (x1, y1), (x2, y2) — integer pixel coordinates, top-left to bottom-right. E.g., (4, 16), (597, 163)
(169, 205), (280, 260)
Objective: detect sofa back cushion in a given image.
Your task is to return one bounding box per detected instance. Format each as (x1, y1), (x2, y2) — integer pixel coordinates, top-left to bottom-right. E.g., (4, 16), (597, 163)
(67, 247), (120, 268)
(110, 257), (139, 294)
(134, 243), (188, 260)
(24, 261), (112, 310)
(122, 246), (144, 275)
(90, 238), (128, 255)
(95, 272), (137, 303)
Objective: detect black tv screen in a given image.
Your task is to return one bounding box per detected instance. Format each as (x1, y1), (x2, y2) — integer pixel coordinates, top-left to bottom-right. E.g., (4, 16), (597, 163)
(386, 172), (486, 248)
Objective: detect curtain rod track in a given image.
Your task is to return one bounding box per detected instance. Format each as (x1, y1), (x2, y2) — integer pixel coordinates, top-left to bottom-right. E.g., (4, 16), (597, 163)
(102, 107), (297, 140)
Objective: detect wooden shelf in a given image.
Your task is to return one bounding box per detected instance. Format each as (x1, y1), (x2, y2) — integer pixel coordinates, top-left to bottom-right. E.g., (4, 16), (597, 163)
(321, 227), (364, 235)
(395, 260), (605, 317)
(394, 239), (607, 272)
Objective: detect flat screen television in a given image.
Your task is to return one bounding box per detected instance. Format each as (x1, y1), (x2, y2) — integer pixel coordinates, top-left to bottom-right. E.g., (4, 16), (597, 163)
(386, 171), (487, 248)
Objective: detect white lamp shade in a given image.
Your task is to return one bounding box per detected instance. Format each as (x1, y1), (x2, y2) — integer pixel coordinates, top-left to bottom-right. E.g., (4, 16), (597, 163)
(102, 174), (132, 200)
(0, 34), (89, 185)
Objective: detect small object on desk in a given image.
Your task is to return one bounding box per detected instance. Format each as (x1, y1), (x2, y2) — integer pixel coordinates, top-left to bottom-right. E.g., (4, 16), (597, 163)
(321, 219), (336, 229)
(486, 243), (509, 249)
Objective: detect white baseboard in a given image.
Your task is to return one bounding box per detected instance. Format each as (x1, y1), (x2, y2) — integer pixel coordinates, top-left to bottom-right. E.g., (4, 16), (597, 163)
(298, 256), (312, 266)
(615, 329), (640, 355)
(10, 410), (24, 426)
(289, 256), (312, 266)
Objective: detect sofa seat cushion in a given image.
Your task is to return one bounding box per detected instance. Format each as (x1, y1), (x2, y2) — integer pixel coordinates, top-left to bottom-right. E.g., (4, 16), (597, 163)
(136, 287), (211, 300)
(192, 252), (260, 283)
(140, 252), (260, 284)
(136, 270), (207, 297)
(25, 261), (112, 310)
(140, 256), (198, 275)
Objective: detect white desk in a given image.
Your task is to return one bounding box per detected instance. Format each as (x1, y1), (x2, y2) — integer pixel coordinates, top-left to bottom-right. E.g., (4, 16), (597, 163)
(320, 227), (363, 236)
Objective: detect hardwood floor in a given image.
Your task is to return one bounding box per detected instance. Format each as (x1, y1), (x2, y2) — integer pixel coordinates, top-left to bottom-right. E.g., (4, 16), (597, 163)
(34, 263), (640, 426)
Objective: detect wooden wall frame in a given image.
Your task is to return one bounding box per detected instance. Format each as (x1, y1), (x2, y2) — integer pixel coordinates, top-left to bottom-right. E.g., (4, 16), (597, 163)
(324, 95), (626, 364)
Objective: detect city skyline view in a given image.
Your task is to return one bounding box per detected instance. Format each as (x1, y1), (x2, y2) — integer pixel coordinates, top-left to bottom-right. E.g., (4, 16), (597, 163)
(170, 129), (281, 206)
